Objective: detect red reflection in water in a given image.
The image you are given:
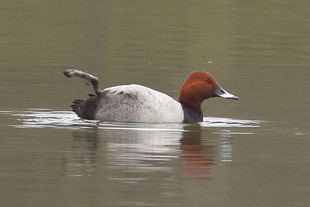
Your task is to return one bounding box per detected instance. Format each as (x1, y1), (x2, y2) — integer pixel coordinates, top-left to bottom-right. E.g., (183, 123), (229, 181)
(179, 130), (214, 178)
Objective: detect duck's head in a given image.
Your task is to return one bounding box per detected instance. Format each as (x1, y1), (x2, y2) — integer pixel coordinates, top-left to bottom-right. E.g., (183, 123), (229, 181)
(178, 71), (238, 112)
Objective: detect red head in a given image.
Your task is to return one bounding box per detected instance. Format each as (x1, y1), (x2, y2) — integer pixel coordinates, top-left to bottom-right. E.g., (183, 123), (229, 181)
(178, 71), (238, 112)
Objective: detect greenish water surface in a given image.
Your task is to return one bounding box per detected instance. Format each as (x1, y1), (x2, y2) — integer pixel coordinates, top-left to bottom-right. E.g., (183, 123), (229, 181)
(0, 1), (309, 207)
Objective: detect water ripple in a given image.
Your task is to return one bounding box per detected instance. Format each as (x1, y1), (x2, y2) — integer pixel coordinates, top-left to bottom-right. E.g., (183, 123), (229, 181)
(1, 109), (263, 130)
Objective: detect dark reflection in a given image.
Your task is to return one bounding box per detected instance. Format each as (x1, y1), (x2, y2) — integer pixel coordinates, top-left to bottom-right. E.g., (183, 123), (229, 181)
(71, 127), (99, 150)
(180, 125), (214, 178)
(61, 127), (100, 177)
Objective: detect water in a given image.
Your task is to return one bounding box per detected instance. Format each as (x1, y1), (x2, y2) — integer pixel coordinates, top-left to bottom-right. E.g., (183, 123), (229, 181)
(1, 1), (310, 207)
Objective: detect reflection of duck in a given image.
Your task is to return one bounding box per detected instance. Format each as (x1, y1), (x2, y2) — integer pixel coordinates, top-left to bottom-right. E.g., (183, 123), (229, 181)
(180, 125), (214, 177)
(62, 124), (215, 178)
(62, 125), (184, 178)
(64, 70), (238, 123)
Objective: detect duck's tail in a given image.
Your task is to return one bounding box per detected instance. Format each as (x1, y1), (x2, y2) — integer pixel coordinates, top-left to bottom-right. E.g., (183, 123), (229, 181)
(70, 95), (100, 120)
(63, 69), (102, 119)
(63, 69), (101, 96)
(71, 99), (84, 118)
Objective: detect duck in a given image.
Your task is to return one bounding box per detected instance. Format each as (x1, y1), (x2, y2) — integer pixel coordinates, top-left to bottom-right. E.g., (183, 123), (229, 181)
(63, 69), (238, 123)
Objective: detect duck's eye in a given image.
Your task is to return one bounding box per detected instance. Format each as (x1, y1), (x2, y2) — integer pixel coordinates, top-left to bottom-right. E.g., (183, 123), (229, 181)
(204, 79), (211, 83)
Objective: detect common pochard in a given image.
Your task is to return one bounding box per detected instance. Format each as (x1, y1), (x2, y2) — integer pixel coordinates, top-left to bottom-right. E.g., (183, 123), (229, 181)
(63, 69), (238, 123)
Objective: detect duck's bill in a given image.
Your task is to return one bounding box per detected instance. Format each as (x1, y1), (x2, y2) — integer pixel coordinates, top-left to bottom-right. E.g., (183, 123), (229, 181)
(213, 83), (239, 100)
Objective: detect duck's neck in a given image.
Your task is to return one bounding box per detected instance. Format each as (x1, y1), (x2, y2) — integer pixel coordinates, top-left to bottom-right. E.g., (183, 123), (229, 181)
(181, 104), (203, 123)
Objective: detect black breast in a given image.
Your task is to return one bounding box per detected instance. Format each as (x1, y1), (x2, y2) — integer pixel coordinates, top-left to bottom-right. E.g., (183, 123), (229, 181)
(181, 104), (203, 123)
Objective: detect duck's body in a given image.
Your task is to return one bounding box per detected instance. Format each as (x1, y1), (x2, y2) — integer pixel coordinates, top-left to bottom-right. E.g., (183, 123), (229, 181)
(64, 70), (238, 123)
(92, 84), (184, 122)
